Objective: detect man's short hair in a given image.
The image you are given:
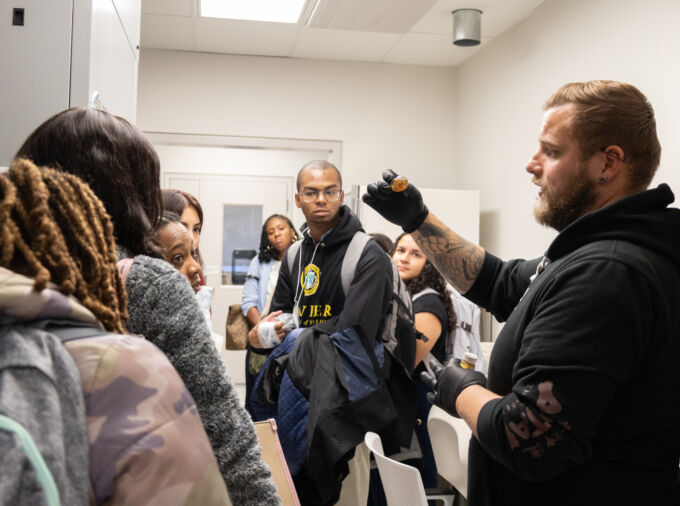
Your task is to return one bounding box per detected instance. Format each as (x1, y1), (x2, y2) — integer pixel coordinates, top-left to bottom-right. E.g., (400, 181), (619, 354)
(296, 160), (342, 191)
(544, 80), (661, 192)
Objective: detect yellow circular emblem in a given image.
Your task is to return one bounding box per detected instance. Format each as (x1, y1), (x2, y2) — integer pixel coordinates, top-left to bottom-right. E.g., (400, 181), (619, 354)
(300, 264), (320, 296)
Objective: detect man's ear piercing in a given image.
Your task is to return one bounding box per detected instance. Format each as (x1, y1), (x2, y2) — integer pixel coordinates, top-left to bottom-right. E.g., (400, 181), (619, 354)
(599, 177), (607, 185)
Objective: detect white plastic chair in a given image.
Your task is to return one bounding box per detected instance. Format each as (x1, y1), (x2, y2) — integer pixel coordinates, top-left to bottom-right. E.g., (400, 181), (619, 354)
(427, 405), (472, 498)
(364, 431), (454, 506)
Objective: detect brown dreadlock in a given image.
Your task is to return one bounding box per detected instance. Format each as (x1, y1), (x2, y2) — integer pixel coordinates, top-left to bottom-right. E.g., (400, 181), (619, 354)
(0, 158), (128, 333)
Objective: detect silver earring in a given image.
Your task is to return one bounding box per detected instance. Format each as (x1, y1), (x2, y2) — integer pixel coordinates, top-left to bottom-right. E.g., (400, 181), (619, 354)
(599, 177), (607, 185)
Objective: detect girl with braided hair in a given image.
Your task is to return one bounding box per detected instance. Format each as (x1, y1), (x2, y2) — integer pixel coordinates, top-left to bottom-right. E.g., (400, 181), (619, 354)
(16, 107), (280, 505)
(0, 159), (229, 505)
(0, 159), (127, 333)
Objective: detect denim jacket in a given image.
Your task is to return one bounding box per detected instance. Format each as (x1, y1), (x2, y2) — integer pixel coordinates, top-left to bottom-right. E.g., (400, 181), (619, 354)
(241, 256), (275, 316)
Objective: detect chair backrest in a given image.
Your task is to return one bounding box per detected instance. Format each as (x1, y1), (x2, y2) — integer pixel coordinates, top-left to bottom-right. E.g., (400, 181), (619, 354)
(427, 405), (472, 498)
(364, 431), (428, 506)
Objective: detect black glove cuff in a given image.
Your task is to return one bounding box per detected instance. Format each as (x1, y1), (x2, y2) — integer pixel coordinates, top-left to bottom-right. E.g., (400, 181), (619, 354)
(402, 206), (429, 233)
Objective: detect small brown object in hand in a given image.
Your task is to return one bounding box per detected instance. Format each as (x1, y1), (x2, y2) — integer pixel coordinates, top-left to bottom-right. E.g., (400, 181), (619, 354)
(460, 352), (478, 370)
(391, 176), (408, 192)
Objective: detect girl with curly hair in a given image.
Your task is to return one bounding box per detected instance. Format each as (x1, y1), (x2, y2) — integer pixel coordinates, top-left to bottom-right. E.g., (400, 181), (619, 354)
(391, 232), (457, 497)
(393, 233), (456, 368)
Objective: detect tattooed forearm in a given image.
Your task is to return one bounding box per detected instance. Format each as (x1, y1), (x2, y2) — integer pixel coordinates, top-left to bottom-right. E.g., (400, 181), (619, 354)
(413, 214), (485, 293)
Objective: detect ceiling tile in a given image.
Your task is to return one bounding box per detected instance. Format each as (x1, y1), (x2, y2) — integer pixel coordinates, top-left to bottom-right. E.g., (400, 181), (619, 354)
(430, 0), (487, 13)
(142, 0), (194, 17)
(410, 7), (454, 35)
(308, 0), (437, 33)
(194, 18), (299, 56)
(139, 0), (549, 67)
(383, 32), (485, 67)
(433, 0), (534, 11)
(430, 0), (547, 36)
(293, 28), (400, 61)
(481, 6), (543, 37)
(141, 14), (194, 51)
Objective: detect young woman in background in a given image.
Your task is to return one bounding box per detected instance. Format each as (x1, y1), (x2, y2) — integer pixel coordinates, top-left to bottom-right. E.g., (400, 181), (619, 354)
(392, 232), (457, 495)
(162, 189), (205, 270)
(161, 190), (216, 341)
(154, 211), (203, 293)
(241, 214), (299, 416)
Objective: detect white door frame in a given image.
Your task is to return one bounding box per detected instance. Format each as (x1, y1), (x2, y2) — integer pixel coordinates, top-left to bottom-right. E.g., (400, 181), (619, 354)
(145, 131), (342, 169)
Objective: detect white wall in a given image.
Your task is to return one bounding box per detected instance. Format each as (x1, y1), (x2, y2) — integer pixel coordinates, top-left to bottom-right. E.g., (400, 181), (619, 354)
(136, 50), (457, 189)
(453, 0), (680, 259)
(1, 0), (73, 166)
(72, 0), (140, 121)
(0, 0), (140, 166)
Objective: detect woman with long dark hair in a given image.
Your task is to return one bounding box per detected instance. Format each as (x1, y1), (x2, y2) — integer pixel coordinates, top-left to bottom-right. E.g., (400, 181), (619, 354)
(16, 107), (280, 505)
(241, 213), (299, 415)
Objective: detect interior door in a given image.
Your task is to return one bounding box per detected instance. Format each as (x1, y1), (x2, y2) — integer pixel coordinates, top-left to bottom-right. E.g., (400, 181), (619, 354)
(164, 173), (294, 395)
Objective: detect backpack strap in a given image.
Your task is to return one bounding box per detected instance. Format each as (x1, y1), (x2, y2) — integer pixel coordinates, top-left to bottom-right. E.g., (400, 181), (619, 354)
(285, 240), (302, 275)
(0, 415), (60, 506)
(340, 231), (371, 296)
(29, 318), (110, 343)
(379, 259), (414, 353)
(411, 287), (438, 302)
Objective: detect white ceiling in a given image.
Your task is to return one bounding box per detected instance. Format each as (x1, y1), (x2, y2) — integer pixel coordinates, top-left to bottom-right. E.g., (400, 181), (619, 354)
(141, 0), (549, 67)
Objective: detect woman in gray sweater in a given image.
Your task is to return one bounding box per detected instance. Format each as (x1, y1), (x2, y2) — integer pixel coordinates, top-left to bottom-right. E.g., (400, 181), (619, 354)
(16, 107), (280, 505)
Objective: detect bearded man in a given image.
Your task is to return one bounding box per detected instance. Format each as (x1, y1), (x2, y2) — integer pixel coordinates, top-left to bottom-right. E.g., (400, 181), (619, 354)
(363, 80), (680, 506)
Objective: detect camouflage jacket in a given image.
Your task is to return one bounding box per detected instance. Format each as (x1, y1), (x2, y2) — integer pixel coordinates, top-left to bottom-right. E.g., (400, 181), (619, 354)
(0, 267), (230, 505)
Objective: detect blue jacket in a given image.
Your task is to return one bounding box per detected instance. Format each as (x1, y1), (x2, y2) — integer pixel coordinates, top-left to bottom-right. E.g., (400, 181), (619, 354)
(250, 328), (308, 476)
(241, 256), (276, 316)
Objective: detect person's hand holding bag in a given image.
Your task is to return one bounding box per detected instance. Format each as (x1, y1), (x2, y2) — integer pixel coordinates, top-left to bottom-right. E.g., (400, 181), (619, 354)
(362, 169), (429, 233)
(420, 357), (487, 417)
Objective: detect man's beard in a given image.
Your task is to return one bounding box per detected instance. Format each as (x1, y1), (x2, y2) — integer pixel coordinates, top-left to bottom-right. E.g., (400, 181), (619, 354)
(533, 163), (597, 232)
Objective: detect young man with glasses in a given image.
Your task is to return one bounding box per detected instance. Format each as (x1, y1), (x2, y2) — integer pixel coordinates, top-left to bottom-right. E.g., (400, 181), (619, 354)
(249, 160), (402, 505)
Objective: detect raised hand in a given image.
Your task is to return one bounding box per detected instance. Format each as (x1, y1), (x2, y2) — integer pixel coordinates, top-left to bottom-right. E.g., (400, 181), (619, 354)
(362, 169), (429, 233)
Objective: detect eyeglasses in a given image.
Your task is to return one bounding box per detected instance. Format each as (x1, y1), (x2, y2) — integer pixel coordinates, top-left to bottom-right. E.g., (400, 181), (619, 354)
(299, 189), (342, 203)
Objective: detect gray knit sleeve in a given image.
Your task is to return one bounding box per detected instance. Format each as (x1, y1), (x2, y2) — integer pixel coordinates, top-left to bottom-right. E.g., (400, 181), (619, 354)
(124, 256), (281, 505)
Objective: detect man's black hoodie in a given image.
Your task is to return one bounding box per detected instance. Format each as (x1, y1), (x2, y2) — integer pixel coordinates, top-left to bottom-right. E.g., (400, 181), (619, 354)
(465, 184), (680, 506)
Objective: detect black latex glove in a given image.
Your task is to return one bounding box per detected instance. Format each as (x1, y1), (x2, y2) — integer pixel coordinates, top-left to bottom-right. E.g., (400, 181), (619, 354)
(362, 169), (429, 233)
(420, 357), (487, 418)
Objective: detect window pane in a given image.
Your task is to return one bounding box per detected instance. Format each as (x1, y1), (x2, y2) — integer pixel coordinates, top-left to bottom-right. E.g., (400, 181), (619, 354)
(222, 204), (261, 285)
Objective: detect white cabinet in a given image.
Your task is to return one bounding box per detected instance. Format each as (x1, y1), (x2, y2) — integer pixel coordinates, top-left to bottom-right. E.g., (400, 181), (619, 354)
(0, 0), (141, 166)
(1, 0), (73, 166)
(354, 185), (480, 244)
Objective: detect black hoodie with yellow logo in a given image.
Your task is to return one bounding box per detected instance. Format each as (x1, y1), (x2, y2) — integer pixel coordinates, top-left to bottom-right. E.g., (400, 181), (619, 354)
(271, 205), (393, 339)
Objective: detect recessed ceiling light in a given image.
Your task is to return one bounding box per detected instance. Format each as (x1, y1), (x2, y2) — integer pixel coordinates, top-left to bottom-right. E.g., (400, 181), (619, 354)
(200, 0), (307, 23)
